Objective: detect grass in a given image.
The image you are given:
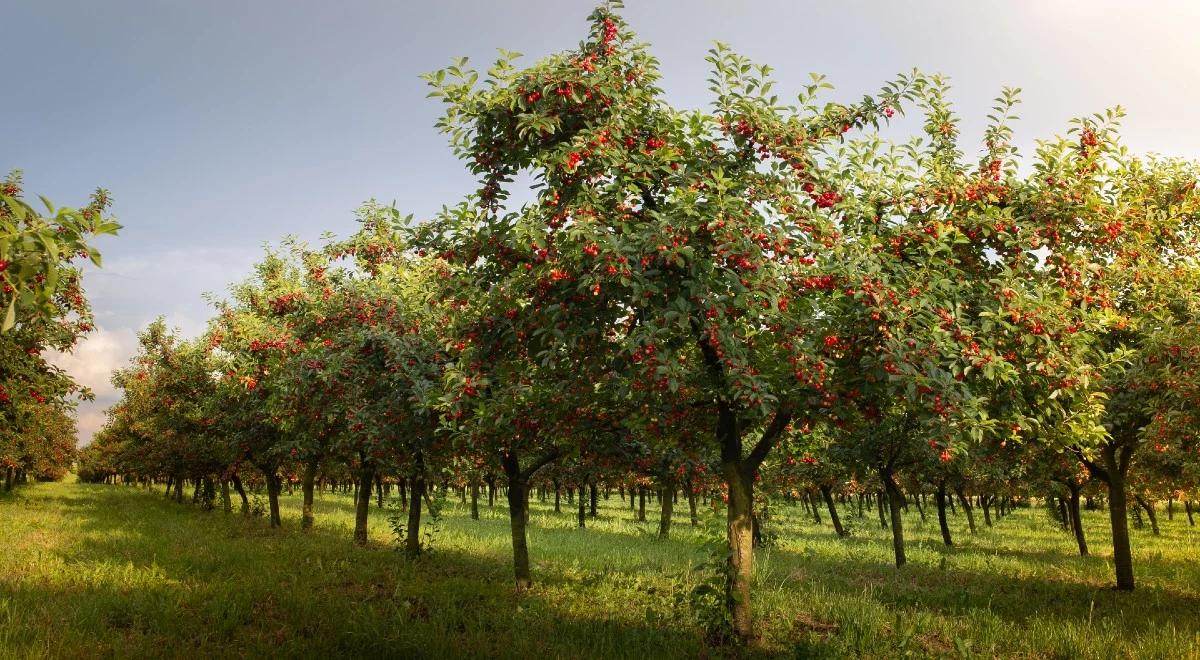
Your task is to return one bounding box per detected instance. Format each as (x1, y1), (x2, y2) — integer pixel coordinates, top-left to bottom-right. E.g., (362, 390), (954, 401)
(2, 479), (1198, 659)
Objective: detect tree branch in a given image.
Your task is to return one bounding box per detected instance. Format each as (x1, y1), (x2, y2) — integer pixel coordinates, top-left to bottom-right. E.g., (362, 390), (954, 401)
(522, 446), (565, 480)
(747, 405), (793, 469)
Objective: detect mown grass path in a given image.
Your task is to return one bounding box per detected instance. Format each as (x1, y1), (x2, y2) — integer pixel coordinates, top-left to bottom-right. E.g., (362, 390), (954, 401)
(2, 480), (1198, 658)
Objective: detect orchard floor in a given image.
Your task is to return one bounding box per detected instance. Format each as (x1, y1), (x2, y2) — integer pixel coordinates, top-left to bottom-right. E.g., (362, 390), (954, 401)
(1, 480), (1198, 659)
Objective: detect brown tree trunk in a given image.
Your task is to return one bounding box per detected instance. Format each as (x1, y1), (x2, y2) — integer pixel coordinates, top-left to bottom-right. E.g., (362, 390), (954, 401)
(231, 473), (249, 514)
(1135, 495), (1160, 536)
(553, 479), (561, 513)
(577, 486), (586, 528)
(353, 463), (374, 546)
(1186, 501), (1195, 526)
(1067, 483), (1088, 556)
(1090, 444), (1135, 591)
(220, 479), (232, 513)
(265, 472), (282, 528)
(406, 475), (424, 557)
(590, 482), (598, 519)
(956, 486), (976, 534)
(470, 479), (480, 520)
(724, 461), (754, 641)
(935, 482), (953, 546)
(658, 481), (674, 538)
(301, 459), (318, 530)
(503, 460), (532, 589)
(808, 490), (822, 525)
(820, 485), (846, 537)
(688, 484), (699, 527)
(876, 490), (888, 529)
(637, 487), (646, 522)
(880, 467), (906, 567)
(980, 495), (992, 527)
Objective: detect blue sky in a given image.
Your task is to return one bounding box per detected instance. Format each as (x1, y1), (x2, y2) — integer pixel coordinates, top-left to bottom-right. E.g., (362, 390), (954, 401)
(5, 0), (1199, 443)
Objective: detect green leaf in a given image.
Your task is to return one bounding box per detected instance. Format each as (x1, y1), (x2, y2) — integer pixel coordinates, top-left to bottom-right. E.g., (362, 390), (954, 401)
(1, 298), (14, 332)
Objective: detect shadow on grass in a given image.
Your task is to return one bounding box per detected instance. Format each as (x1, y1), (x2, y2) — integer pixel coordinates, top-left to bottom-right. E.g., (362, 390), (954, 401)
(11, 484), (710, 659)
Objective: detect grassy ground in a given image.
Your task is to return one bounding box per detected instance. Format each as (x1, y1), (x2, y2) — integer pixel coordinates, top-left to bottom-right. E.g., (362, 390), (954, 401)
(1, 479), (1198, 659)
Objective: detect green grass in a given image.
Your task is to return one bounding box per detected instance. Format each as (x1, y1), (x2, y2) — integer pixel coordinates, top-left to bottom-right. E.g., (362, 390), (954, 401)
(2, 480), (1198, 659)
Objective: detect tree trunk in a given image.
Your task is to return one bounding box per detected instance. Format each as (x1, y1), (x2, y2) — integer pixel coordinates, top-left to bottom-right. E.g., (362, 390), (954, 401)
(724, 462), (754, 641)
(265, 472), (282, 528)
(880, 467), (906, 567)
(577, 487), (586, 528)
(956, 486), (976, 534)
(1098, 445), (1135, 590)
(637, 487), (646, 522)
(876, 490), (888, 529)
(658, 482), (674, 539)
(913, 492), (927, 521)
(470, 480), (480, 520)
(376, 474), (384, 509)
(808, 490), (822, 525)
(301, 459), (318, 530)
(553, 479), (561, 513)
(231, 473), (249, 514)
(935, 482), (953, 546)
(820, 485), (846, 537)
(220, 479), (232, 513)
(1067, 483), (1088, 556)
(1135, 495), (1160, 536)
(687, 482), (699, 527)
(503, 460), (532, 590)
(406, 475), (424, 557)
(353, 463), (374, 546)
(590, 482), (598, 519)
(1186, 501), (1195, 526)
(980, 495), (992, 527)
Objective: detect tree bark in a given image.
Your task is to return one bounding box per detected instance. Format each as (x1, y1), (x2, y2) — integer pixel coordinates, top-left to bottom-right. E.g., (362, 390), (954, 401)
(406, 475), (424, 557)
(658, 481), (674, 539)
(590, 482), (598, 519)
(1067, 483), (1088, 556)
(577, 487), (586, 528)
(637, 487), (646, 522)
(808, 490), (822, 525)
(301, 459), (318, 529)
(687, 479), (699, 527)
(876, 490), (888, 529)
(553, 479), (561, 513)
(1186, 501), (1195, 526)
(913, 492), (927, 521)
(820, 485), (846, 537)
(231, 473), (249, 514)
(956, 486), (976, 534)
(880, 467), (906, 567)
(935, 482), (953, 546)
(265, 472), (282, 528)
(470, 479), (480, 520)
(353, 463), (374, 545)
(724, 461), (754, 641)
(1135, 495), (1160, 536)
(504, 461), (532, 589)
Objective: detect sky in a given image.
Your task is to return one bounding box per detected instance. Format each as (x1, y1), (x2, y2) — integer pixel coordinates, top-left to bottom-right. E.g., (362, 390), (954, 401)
(5, 0), (1200, 444)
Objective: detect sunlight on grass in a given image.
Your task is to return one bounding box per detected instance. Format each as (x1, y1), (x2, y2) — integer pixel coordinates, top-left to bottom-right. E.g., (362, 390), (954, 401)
(2, 481), (1198, 658)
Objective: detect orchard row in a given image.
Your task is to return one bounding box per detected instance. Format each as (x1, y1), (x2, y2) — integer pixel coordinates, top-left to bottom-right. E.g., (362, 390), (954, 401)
(69, 4), (1200, 643)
